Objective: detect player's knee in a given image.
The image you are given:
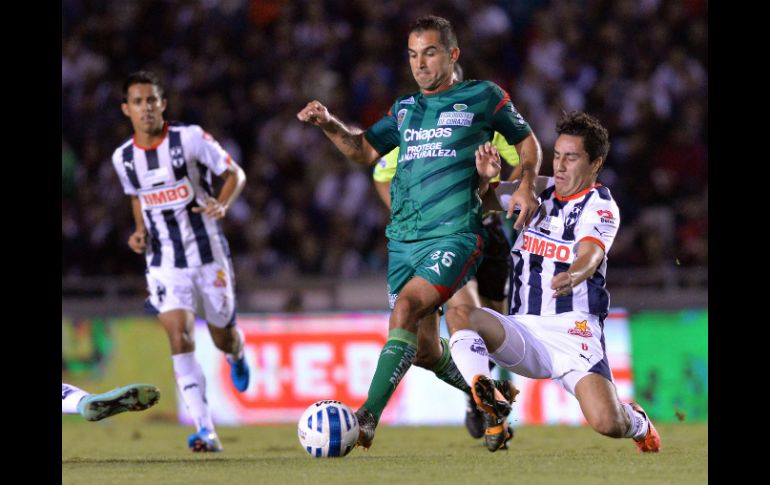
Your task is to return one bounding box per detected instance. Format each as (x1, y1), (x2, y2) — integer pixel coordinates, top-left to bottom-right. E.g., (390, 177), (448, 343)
(168, 329), (195, 354)
(446, 305), (475, 334)
(589, 414), (625, 438)
(390, 298), (421, 332)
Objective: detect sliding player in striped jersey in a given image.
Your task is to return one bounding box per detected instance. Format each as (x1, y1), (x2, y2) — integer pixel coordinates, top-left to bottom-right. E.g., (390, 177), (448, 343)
(111, 71), (250, 452)
(298, 16), (542, 449)
(446, 111), (661, 453)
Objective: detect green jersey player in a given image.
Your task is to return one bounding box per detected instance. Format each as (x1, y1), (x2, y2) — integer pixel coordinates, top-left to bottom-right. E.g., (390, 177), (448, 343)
(297, 15), (542, 449)
(372, 62), (522, 441)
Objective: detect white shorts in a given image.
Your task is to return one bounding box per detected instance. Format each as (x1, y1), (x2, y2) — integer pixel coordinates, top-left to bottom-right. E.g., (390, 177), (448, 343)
(145, 257), (237, 328)
(481, 307), (612, 396)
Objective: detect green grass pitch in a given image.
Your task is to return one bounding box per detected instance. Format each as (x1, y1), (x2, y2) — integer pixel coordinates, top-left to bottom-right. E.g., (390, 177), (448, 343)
(62, 417), (707, 484)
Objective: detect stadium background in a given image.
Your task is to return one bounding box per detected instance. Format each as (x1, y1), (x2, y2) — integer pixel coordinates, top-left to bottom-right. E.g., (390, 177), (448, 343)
(62, 0), (707, 428)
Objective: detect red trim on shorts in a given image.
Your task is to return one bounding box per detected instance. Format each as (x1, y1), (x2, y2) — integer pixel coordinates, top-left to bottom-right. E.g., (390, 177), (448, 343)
(579, 236), (605, 251)
(433, 285), (453, 302)
(432, 234), (484, 304)
(133, 122), (170, 150)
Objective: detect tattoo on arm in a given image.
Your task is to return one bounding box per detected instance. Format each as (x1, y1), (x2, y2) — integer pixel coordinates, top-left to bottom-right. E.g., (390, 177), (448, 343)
(342, 134), (363, 151)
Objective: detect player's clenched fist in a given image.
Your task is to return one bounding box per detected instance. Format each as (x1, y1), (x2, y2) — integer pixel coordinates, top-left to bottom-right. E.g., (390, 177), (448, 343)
(297, 100), (332, 127)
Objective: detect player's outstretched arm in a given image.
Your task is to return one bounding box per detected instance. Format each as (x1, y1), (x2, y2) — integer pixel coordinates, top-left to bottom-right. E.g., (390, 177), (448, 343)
(297, 100), (380, 166)
(508, 133), (543, 229)
(551, 240), (605, 298)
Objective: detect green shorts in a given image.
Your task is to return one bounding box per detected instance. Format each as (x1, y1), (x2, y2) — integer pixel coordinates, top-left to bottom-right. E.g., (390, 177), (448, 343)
(387, 232), (485, 309)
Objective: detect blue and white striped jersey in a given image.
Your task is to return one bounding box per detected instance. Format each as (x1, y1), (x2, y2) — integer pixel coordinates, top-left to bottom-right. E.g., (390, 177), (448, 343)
(509, 177), (620, 318)
(111, 122), (232, 269)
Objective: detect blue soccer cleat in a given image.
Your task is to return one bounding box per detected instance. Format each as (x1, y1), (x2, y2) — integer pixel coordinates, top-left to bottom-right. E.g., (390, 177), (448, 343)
(77, 383), (160, 422)
(227, 354), (250, 392)
(188, 427), (223, 452)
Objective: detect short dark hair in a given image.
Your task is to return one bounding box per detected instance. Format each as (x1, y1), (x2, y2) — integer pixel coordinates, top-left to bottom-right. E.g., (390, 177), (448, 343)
(123, 71), (164, 101)
(556, 111), (610, 163)
(409, 15), (458, 51)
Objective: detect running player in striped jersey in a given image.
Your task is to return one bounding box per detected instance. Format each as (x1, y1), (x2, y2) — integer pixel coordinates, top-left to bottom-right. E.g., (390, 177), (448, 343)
(298, 16), (542, 449)
(111, 71), (250, 452)
(446, 111), (661, 453)
(372, 62), (519, 440)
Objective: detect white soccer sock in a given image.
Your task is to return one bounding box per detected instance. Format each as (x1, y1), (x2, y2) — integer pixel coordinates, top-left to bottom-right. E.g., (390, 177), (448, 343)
(621, 402), (650, 439)
(173, 352), (215, 432)
(62, 383), (89, 414)
(449, 330), (493, 387)
(227, 327), (245, 362)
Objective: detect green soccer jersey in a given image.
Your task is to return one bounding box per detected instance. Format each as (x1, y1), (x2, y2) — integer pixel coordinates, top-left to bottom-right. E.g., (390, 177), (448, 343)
(365, 80), (532, 242)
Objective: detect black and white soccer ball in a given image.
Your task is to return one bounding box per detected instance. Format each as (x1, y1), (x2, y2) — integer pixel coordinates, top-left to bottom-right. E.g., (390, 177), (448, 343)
(297, 400), (359, 458)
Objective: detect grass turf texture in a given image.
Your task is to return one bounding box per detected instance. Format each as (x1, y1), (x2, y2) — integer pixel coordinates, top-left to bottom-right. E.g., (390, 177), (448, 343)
(63, 420), (707, 484)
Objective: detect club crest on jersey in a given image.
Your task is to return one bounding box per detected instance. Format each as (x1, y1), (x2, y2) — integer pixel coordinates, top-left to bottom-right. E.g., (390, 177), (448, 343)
(568, 320), (592, 338)
(170, 146), (185, 168)
(453, 103), (468, 111)
(397, 108), (407, 130)
(400, 96), (415, 105)
(437, 111), (474, 127)
(213, 269), (227, 288)
(138, 177), (195, 210)
(565, 205), (584, 233)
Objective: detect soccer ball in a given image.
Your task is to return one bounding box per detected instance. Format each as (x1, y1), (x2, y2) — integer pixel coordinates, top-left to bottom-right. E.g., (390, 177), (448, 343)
(297, 400), (359, 458)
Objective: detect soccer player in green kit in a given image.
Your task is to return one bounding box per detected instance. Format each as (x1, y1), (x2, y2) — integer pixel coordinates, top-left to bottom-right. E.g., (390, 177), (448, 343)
(373, 62), (522, 442)
(297, 15), (541, 449)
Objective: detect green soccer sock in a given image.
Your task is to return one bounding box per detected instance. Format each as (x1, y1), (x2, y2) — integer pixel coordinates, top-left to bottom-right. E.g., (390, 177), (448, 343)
(431, 337), (472, 394)
(363, 328), (418, 423)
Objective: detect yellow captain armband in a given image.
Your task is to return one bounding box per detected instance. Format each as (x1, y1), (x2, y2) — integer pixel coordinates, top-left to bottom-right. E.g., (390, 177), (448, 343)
(492, 132), (519, 168)
(372, 147), (400, 183)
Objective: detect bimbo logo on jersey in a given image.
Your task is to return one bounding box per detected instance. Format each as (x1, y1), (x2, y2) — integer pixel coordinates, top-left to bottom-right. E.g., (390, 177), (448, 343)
(520, 233), (571, 262)
(139, 177), (195, 210)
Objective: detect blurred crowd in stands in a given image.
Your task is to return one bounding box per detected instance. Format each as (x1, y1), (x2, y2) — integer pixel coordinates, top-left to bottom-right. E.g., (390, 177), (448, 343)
(62, 0), (707, 285)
